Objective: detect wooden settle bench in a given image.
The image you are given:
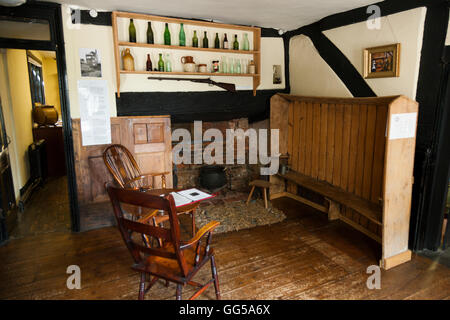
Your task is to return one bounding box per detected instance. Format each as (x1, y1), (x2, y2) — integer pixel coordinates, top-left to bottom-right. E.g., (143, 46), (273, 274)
(270, 94), (418, 270)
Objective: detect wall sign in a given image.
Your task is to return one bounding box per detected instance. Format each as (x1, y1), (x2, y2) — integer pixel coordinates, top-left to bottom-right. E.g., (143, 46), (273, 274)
(388, 112), (417, 140)
(78, 79), (111, 146)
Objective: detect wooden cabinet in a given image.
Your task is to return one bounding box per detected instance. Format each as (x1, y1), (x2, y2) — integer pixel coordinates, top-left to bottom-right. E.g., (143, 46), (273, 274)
(32, 126), (66, 177)
(111, 11), (261, 96)
(72, 116), (172, 231)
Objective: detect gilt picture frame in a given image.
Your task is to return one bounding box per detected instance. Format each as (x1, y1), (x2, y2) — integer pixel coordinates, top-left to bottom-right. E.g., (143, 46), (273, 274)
(363, 43), (400, 79)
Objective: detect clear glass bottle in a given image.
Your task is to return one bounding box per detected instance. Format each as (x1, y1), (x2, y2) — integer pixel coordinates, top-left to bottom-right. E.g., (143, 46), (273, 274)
(242, 59), (247, 74)
(236, 59), (241, 74)
(164, 53), (172, 72)
(220, 56), (226, 73)
(243, 33), (249, 51)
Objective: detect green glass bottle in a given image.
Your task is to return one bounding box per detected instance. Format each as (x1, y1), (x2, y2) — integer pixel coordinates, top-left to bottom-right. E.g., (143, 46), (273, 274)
(202, 31), (209, 48)
(164, 23), (171, 45)
(158, 53), (164, 71)
(129, 19), (136, 43)
(146, 22), (154, 44)
(233, 34), (239, 50)
(214, 33), (220, 49)
(192, 30), (198, 47)
(179, 23), (186, 46)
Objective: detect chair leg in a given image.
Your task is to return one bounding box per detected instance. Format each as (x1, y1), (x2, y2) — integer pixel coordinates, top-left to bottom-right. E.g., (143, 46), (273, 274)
(211, 255), (221, 300)
(246, 185), (256, 205)
(176, 284), (183, 300)
(138, 273), (146, 300)
(191, 211), (196, 236)
(263, 187), (268, 209)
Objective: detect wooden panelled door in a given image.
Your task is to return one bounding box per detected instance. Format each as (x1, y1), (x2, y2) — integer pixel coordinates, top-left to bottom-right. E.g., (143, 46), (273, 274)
(72, 116), (172, 231)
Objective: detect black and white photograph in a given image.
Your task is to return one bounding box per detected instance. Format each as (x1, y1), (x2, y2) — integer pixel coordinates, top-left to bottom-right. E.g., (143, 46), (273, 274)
(79, 48), (102, 77)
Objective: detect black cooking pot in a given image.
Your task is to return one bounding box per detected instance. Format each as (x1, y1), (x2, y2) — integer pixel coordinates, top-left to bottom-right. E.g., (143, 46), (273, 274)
(199, 165), (227, 191)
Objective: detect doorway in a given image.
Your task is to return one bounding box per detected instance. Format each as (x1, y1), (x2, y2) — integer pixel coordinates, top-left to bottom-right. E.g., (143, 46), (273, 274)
(0, 2), (80, 244)
(0, 48), (70, 238)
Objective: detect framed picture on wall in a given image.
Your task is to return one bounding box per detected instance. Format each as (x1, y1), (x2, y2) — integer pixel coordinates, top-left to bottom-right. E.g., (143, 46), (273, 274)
(79, 48), (102, 77)
(363, 43), (400, 78)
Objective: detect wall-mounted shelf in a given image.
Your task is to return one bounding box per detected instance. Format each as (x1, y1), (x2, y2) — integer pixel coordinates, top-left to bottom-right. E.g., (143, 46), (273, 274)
(120, 70), (260, 77)
(112, 11), (261, 97)
(118, 41), (259, 55)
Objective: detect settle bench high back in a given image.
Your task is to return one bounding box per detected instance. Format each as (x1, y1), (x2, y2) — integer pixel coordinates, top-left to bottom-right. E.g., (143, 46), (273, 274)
(270, 93), (418, 269)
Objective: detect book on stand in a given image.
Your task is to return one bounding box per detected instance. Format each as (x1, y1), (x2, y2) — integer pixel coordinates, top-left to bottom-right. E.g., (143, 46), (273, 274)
(170, 188), (215, 207)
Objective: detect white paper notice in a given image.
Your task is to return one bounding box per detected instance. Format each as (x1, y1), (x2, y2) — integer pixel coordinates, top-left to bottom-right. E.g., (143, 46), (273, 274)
(388, 112), (417, 140)
(78, 80), (111, 146)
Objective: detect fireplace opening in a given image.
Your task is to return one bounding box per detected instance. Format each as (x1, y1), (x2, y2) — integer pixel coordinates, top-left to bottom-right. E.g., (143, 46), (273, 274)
(199, 165), (227, 193)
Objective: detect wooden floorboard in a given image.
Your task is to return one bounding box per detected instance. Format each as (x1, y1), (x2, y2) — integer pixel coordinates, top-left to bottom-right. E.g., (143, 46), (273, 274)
(0, 197), (449, 300)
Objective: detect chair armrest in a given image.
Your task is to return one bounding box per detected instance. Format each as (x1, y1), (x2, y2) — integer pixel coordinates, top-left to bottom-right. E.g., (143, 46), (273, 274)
(124, 172), (170, 189)
(180, 221), (220, 250)
(140, 172), (171, 178)
(137, 209), (159, 224)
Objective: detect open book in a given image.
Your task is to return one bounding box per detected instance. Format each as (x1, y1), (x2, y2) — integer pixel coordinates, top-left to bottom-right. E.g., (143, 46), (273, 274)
(170, 188), (215, 207)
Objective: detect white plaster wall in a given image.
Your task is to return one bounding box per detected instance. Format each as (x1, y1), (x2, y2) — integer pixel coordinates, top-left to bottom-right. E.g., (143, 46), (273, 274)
(61, 5), (285, 118)
(62, 6), (117, 118)
(324, 7), (427, 100)
(289, 34), (352, 97)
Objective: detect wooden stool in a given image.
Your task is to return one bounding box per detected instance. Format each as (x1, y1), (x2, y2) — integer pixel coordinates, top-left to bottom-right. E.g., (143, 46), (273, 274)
(246, 180), (271, 209)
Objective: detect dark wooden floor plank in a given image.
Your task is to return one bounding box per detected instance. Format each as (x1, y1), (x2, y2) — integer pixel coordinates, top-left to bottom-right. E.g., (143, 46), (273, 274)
(0, 197), (448, 300)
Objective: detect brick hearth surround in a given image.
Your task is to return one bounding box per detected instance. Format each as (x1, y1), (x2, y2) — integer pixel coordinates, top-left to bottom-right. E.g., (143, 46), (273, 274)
(172, 118), (266, 192)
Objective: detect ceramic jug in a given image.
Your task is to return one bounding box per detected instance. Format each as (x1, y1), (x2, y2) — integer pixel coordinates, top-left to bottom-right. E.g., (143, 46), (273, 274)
(181, 56), (194, 64)
(122, 48), (135, 71)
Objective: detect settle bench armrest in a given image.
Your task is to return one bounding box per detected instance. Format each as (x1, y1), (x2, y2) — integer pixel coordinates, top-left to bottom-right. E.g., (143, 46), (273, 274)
(180, 221), (220, 250)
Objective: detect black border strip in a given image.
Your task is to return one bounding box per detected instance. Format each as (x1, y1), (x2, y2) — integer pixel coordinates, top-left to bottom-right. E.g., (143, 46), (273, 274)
(411, 1), (450, 250)
(71, 9), (282, 38)
(116, 89), (283, 123)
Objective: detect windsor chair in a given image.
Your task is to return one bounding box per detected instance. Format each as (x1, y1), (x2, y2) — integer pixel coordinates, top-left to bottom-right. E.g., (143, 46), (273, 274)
(106, 184), (221, 300)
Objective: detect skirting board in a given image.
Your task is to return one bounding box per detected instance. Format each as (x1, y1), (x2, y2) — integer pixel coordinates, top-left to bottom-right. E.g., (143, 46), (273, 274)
(380, 250), (412, 270)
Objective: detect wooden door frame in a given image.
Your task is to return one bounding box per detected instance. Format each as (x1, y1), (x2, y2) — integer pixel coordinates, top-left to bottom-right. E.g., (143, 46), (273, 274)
(0, 2), (80, 232)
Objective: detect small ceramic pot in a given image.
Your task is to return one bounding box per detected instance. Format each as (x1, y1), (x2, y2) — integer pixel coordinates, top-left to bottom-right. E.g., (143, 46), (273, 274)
(198, 64), (207, 73)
